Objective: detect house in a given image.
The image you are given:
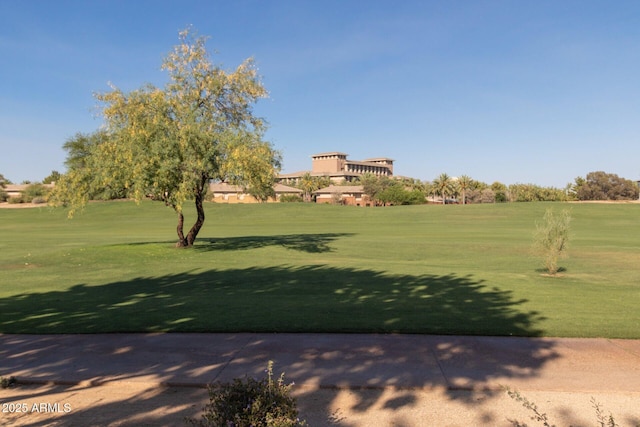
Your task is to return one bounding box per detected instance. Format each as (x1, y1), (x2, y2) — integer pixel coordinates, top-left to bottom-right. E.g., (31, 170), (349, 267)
(209, 182), (302, 203)
(314, 185), (372, 206)
(3, 183), (55, 199)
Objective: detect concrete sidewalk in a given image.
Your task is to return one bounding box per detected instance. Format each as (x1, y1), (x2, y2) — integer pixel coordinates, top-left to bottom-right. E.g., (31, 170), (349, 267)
(1, 333), (640, 426)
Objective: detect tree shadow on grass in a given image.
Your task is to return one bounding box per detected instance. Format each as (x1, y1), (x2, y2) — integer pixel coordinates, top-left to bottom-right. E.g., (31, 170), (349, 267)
(120, 233), (354, 253)
(0, 266), (557, 425)
(194, 233), (354, 253)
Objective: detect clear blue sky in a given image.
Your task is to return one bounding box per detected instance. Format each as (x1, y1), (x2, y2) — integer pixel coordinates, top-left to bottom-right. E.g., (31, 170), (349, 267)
(1, 0), (639, 187)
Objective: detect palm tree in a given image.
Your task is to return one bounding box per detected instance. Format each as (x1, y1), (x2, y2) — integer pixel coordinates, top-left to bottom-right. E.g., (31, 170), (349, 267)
(299, 172), (317, 202)
(432, 173), (453, 204)
(457, 175), (473, 205)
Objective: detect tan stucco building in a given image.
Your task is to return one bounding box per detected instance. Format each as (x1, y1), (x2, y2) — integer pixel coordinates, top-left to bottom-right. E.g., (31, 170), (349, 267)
(209, 182), (302, 203)
(279, 152), (394, 184)
(314, 185), (371, 206)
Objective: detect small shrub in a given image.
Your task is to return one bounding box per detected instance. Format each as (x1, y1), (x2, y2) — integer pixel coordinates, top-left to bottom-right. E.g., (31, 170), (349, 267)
(533, 208), (571, 275)
(480, 188), (496, 203)
(1, 376), (17, 388)
(31, 196), (47, 204)
(23, 183), (50, 203)
(186, 361), (306, 427)
(506, 388), (621, 427)
(7, 196), (24, 204)
(279, 194), (303, 203)
(0, 189), (8, 202)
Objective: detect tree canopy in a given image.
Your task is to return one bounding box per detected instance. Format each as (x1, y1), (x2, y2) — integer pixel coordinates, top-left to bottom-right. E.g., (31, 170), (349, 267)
(572, 171), (639, 201)
(52, 27), (280, 246)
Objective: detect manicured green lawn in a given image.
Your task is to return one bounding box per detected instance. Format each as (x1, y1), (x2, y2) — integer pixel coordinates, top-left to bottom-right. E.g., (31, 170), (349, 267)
(0, 201), (638, 338)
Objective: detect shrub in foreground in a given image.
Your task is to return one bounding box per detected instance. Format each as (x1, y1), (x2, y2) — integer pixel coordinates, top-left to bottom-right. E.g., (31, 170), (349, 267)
(186, 361), (306, 427)
(0, 376), (16, 388)
(506, 388), (626, 427)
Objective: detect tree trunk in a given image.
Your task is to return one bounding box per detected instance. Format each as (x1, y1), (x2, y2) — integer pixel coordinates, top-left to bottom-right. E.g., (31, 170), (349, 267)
(184, 175), (207, 247)
(175, 210), (188, 247)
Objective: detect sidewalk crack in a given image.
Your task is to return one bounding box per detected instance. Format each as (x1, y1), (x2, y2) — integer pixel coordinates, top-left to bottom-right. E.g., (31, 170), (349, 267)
(210, 334), (256, 382)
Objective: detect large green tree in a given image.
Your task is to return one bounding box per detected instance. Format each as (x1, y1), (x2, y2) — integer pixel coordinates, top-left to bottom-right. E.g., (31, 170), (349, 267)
(573, 171), (639, 201)
(53, 28), (280, 247)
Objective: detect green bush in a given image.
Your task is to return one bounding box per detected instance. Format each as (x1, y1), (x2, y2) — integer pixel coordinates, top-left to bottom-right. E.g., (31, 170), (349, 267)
(23, 183), (50, 203)
(0, 376), (16, 388)
(0, 190), (8, 202)
(7, 196), (24, 204)
(279, 194), (303, 203)
(186, 361), (306, 427)
(532, 209), (572, 275)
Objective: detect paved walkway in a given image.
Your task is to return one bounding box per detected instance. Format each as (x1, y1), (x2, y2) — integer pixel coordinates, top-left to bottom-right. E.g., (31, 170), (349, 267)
(1, 333), (639, 426)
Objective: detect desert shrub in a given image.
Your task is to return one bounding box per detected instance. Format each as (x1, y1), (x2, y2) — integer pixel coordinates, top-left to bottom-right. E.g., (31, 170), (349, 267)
(31, 196), (47, 204)
(533, 209), (571, 275)
(279, 194), (303, 203)
(23, 183), (50, 203)
(186, 361), (306, 427)
(506, 389), (621, 427)
(480, 188), (496, 203)
(0, 189), (8, 202)
(7, 196), (24, 204)
(0, 376), (16, 388)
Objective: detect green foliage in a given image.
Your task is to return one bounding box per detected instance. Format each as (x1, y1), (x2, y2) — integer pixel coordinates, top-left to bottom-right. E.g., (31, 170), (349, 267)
(491, 181), (508, 203)
(0, 174), (13, 202)
(509, 184), (568, 202)
(290, 173), (329, 202)
(0, 376), (16, 388)
(432, 173), (454, 204)
(376, 182), (425, 205)
(358, 173), (385, 201)
(456, 175), (473, 204)
(50, 130), (127, 208)
(358, 175), (425, 205)
(53, 27), (280, 247)
(42, 170), (62, 184)
(187, 361), (306, 427)
(279, 194), (303, 203)
(573, 171), (639, 200)
(533, 209), (571, 275)
(22, 183), (50, 203)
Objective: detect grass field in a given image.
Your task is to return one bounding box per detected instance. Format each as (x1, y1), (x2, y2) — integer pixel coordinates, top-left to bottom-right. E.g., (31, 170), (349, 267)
(0, 201), (638, 338)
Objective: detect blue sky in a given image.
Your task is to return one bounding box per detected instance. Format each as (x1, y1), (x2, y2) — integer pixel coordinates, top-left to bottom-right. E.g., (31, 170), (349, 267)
(1, 0), (639, 187)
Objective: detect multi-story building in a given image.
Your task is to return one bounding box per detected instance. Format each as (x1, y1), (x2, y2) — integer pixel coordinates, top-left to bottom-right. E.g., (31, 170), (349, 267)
(279, 152), (394, 184)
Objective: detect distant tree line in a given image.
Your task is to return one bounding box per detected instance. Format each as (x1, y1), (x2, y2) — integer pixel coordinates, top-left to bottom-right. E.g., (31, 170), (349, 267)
(2, 170), (638, 206)
(283, 170), (638, 205)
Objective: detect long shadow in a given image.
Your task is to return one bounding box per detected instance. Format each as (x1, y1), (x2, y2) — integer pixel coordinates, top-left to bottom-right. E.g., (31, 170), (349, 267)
(194, 233), (354, 253)
(0, 266), (542, 336)
(119, 233), (354, 253)
(0, 266), (557, 425)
